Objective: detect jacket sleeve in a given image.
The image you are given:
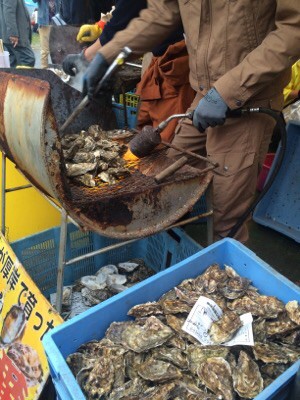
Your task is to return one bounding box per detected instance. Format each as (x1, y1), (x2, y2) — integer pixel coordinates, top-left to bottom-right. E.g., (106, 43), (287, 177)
(214, 0), (300, 109)
(100, 0), (181, 63)
(3, 0), (19, 38)
(99, 0), (147, 46)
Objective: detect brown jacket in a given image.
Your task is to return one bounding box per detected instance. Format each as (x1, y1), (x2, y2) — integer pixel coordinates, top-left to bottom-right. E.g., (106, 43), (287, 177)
(100, 0), (300, 109)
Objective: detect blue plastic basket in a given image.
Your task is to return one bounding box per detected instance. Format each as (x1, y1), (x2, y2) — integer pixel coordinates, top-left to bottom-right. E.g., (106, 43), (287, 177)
(253, 121), (300, 242)
(43, 238), (300, 400)
(112, 102), (137, 129)
(11, 225), (201, 299)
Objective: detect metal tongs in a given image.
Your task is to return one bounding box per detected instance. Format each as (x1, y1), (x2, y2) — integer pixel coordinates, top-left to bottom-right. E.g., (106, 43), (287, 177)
(60, 47), (132, 134)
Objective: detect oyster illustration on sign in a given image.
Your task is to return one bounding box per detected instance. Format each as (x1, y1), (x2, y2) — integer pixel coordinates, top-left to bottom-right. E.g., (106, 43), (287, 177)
(0, 305), (26, 346)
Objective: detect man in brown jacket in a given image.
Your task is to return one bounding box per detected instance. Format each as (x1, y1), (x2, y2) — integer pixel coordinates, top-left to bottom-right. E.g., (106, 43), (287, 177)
(82, 0), (300, 242)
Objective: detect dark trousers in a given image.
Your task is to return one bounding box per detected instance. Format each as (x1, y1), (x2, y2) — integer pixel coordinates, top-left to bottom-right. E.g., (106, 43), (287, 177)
(4, 43), (35, 67)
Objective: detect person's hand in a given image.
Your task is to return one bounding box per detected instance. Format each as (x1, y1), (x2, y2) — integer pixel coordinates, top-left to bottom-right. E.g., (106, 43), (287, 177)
(9, 36), (18, 47)
(82, 53), (109, 99)
(77, 23), (104, 43)
(62, 51), (89, 76)
(193, 88), (229, 132)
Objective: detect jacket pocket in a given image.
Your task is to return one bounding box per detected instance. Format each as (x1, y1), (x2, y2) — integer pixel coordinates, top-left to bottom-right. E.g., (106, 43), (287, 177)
(209, 152), (256, 177)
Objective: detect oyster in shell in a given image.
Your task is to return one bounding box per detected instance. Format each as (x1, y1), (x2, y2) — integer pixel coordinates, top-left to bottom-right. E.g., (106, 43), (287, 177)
(286, 300), (300, 325)
(253, 342), (294, 364)
(151, 346), (188, 369)
(125, 351), (146, 380)
(166, 314), (198, 344)
(79, 275), (106, 291)
(106, 274), (127, 287)
(107, 316), (173, 352)
(281, 329), (300, 346)
(66, 352), (94, 376)
(74, 173), (96, 187)
(195, 264), (227, 294)
(197, 357), (234, 400)
(187, 345), (229, 375)
(228, 294), (284, 318)
(96, 264), (118, 276)
(81, 287), (110, 306)
(260, 363), (288, 379)
(108, 377), (148, 400)
(137, 357), (182, 382)
(127, 302), (163, 318)
(209, 311), (242, 344)
(7, 342), (43, 387)
(266, 312), (297, 337)
(0, 304), (26, 345)
(66, 162), (96, 177)
(220, 276), (251, 299)
(253, 318), (267, 342)
(232, 350), (263, 398)
(160, 298), (192, 315)
(118, 262), (140, 272)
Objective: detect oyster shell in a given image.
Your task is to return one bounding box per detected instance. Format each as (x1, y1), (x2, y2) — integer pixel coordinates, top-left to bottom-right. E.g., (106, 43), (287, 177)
(253, 342), (295, 364)
(109, 284), (128, 294)
(228, 294), (284, 318)
(81, 287), (110, 306)
(186, 345), (229, 375)
(260, 363), (288, 379)
(107, 316), (173, 352)
(253, 318), (267, 342)
(127, 302), (163, 318)
(106, 274), (127, 287)
(266, 312), (297, 336)
(232, 350), (264, 398)
(66, 352), (94, 376)
(118, 262), (140, 272)
(0, 304), (26, 345)
(66, 162), (96, 177)
(220, 276), (250, 299)
(137, 357), (182, 382)
(7, 342), (43, 387)
(197, 357), (234, 400)
(195, 264), (227, 294)
(160, 298), (192, 315)
(166, 314), (198, 344)
(79, 275), (106, 291)
(125, 351), (146, 380)
(209, 311), (242, 344)
(108, 377), (148, 400)
(96, 264), (118, 276)
(286, 300), (300, 325)
(281, 329), (300, 346)
(74, 173), (96, 187)
(151, 346), (188, 369)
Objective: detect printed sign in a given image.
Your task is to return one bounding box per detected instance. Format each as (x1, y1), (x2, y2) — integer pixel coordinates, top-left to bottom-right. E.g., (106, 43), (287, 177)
(182, 295), (254, 346)
(0, 233), (62, 400)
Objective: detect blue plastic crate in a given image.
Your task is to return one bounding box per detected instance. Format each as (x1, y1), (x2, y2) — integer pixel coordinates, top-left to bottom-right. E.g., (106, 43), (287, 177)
(11, 225), (201, 299)
(253, 121), (300, 242)
(112, 102), (137, 129)
(43, 238), (300, 400)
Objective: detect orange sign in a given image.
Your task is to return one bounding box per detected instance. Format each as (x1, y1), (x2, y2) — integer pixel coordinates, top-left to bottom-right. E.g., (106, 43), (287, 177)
(0, 233), (62, 399)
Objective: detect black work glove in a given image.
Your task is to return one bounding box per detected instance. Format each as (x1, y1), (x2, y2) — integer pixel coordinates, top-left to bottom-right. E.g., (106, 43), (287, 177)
(193, 87), (229, 132)
(82, 53), (109, 99)
(62, 51), (89, 76)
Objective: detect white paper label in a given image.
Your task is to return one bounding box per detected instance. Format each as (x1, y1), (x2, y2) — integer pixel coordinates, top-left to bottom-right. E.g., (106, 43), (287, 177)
(182, 296), (254, 346)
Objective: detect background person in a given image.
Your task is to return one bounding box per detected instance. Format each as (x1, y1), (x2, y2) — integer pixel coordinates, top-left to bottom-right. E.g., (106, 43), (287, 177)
(0, 0), (35, 67)
(33, 0), (59, 68)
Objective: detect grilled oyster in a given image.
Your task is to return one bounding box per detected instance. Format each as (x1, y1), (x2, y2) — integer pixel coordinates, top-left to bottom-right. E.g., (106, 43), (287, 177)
(197, 357), (234, 400)
(286, 301), (300, 325)
(138, 357), (182, 382)
(72, 151), (96, 164)
(66, 162), (97, 177)
(232, 350), (263, 398)
(74, 173), (96, 187)
(209, 311), (242, 344)
(186, 345), (229, 375)
(0, 304), (26, 345)
(7, 342), (43, 387)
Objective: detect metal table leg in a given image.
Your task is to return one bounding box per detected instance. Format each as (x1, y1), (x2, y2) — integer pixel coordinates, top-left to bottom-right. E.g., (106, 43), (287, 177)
(56, 208), (68, 313)
(206, 181), (214, 245)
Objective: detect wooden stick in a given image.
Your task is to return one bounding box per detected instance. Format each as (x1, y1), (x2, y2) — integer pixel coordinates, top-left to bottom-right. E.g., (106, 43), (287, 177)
(155, 156), (188, 183)
(0, 40), (4, 54)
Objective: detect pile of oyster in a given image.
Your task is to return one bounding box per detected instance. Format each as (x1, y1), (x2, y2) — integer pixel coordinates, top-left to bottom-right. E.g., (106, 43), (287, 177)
(61, 126), (133, 187)
(52, 259), (154, 319)
(67, 264), (300, 400)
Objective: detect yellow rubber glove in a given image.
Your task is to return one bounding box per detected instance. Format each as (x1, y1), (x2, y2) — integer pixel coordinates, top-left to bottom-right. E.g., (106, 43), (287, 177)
(77, 21), (105, 43)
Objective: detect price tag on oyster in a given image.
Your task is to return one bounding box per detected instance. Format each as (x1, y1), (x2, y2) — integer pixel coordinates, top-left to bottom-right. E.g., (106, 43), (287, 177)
(182, 296), (254, 346)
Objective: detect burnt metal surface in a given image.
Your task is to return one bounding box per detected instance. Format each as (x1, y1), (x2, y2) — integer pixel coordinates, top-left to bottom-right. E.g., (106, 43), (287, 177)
(0, 70), (213, 239)
(49, 26), (83, 65)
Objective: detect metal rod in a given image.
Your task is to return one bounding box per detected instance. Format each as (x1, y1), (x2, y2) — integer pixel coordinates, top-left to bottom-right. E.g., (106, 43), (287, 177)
(155, 156), (188, 183)
(56, 208), (68, 313)
(65, 238), (138, 266)
(169, 210), (214, 229)
(5, 184), (32, 193)
(206, 181), (214, 245)
(161, 140), (218, 167)
(125, 62), (142, 69)
(1, 153), (6, 235)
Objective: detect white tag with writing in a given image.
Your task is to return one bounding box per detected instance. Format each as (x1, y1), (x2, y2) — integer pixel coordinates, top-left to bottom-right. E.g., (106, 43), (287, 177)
(182, 296), (254, 346)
